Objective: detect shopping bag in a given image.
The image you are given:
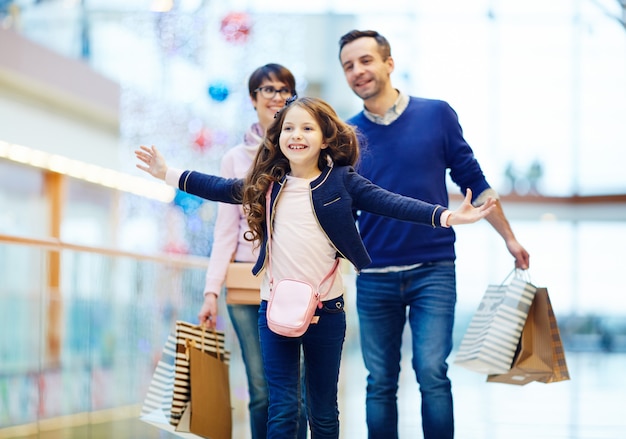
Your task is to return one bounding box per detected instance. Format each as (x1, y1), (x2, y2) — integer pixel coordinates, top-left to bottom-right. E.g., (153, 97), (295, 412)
(171, 321), (230, 428)
(140, 333), (177, 424)
(185, 331), (232, 439)
(454, 270), (537, 374)
(139, 321), (230, 438)
(225, 262), (262, 305)
(487, 288), (570, 385)
(139, 332), (205, 438)
(537, 289), (570, 384)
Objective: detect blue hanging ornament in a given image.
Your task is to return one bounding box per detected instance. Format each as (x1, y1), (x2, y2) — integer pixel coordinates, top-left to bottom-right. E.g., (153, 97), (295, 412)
(208, 81), (229, 102)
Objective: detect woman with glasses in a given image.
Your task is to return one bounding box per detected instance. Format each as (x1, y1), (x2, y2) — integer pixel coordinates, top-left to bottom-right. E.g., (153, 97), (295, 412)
(197, 64), (306, 439)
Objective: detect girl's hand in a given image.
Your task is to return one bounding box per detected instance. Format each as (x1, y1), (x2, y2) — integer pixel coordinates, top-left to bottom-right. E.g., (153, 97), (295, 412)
(447, 188), (496, 225)
(135, 145), (168, 180)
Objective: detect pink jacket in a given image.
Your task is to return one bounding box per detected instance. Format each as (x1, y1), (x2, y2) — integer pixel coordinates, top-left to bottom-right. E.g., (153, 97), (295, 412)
(203, 136), (260, 296)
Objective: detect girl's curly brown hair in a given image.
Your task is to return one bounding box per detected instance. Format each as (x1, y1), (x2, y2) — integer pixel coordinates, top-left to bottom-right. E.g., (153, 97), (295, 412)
(242, 96), (360, 246)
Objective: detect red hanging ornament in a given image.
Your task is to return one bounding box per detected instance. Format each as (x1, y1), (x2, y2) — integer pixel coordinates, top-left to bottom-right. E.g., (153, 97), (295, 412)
(193, 128), (213, 152)
(220, 12), (251, 44)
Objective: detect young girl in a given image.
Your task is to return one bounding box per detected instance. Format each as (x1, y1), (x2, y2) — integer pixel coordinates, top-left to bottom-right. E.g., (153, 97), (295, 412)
(198, 63), (306, 439)
(135, 96), (495, 439)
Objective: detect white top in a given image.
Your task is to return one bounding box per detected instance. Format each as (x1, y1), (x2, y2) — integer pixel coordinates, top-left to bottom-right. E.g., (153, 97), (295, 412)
(260, 175), (344, 301)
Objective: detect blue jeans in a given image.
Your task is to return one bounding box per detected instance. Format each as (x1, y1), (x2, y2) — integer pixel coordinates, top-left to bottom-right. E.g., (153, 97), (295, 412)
(259, 296), (346, 439)
(227, 303), (268, 439)
(356, 261), (456, 439)
(228, 303), (309, 439)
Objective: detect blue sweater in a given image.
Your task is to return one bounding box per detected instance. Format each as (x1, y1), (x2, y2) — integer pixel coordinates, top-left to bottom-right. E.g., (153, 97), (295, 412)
(349, 97), (492, 268)
(177, 164), (447, 274)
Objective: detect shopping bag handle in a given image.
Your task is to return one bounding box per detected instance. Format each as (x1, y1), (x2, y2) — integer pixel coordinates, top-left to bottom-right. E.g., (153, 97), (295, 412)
(500, 268), (531, 285)
(200, 325), (224, 361)
(183, 326), (224, 362)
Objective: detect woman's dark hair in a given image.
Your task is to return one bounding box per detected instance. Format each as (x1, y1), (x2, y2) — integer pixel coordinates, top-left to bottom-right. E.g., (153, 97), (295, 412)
(248, 63), (296, 97)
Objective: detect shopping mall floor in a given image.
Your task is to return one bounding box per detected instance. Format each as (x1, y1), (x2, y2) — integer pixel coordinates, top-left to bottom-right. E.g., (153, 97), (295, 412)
(4, 347), (625, 439)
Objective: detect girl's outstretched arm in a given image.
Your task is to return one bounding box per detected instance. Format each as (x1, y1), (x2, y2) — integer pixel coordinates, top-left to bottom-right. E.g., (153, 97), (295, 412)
(136, 145), (244, 205)
(135, 145), (168, 180)
(446, 188), (496, 226)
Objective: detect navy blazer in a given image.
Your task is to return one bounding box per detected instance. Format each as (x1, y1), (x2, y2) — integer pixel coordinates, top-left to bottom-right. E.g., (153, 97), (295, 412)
(177, 164), (446, 274)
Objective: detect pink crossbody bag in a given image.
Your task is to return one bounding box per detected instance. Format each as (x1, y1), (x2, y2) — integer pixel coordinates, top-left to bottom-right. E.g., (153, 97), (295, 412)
(264, 183), (340, 337)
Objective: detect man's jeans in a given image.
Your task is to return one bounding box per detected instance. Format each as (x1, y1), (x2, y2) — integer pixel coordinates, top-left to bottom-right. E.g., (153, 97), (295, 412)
(227, 303), (308, 439)
(356, 261), (456, 439)
(259, 296), (346, 439)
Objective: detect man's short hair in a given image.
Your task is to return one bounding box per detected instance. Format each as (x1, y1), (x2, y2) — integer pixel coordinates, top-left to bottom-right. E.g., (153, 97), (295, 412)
(338, 29), (392, 60)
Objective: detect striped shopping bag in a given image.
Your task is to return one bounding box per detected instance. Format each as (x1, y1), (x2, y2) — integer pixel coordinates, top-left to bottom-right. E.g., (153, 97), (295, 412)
(454, 270), (537, 375)
(140, 333), (177, 425)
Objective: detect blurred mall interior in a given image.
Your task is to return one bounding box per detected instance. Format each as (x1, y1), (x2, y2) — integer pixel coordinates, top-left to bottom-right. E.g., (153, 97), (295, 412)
(1, 0), (625, 438)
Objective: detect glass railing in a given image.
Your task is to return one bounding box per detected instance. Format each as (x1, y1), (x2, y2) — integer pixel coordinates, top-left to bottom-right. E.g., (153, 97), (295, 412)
(0, 234), (212, 435)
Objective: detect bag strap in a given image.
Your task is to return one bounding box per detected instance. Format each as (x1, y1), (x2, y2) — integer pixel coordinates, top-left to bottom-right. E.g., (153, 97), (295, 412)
(265, 182), (340, 300)
(186, 326), (224, 361)
(201, 325), (223, 361)
(499, 268), (531, 286)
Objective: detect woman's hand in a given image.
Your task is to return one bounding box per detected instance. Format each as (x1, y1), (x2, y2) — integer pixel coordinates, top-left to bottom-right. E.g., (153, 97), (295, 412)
(447, 188), (496, 226)
(135, 145), (168, 180)
(198, 293), (218, 329)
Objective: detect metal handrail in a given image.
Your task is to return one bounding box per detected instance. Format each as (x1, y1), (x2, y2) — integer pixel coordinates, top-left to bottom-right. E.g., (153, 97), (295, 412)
(0, 233), (210, 267)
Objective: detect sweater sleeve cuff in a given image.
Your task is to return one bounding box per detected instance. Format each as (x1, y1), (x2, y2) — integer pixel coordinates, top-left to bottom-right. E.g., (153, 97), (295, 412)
(165, 168), (184, 188)
(440, 210), (452, 228)
(474, 188), (499, 207)
(431, 205), (444, 228)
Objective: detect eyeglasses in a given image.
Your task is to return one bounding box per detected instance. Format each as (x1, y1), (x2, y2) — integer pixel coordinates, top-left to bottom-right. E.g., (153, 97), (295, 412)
(254, 86), (293, 100)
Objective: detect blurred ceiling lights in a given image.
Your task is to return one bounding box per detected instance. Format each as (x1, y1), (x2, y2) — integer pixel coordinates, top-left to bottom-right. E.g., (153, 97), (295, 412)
(0, 140), (176, 203)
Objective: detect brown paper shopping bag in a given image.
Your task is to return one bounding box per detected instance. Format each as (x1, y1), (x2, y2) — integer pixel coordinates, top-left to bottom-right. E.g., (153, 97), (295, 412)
(171, 321), (230, 428)
(537, 289), (570, 383)
(186, 333), (232, 439)
(487, 288), (570, 385)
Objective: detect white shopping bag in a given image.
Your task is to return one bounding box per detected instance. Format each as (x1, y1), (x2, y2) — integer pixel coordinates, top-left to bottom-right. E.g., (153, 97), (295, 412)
(454, 270), (537, 375)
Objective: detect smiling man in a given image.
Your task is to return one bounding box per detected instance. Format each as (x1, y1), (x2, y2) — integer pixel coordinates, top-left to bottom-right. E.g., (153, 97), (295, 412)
(338, 29), (530, 439)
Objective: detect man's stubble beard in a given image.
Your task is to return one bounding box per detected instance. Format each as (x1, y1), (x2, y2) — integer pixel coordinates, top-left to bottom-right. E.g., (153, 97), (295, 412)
(353, 82), (380, 102)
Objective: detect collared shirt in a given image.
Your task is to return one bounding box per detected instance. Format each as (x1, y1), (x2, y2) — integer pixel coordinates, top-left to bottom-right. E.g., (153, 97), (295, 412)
(363, 90), (409, 126)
